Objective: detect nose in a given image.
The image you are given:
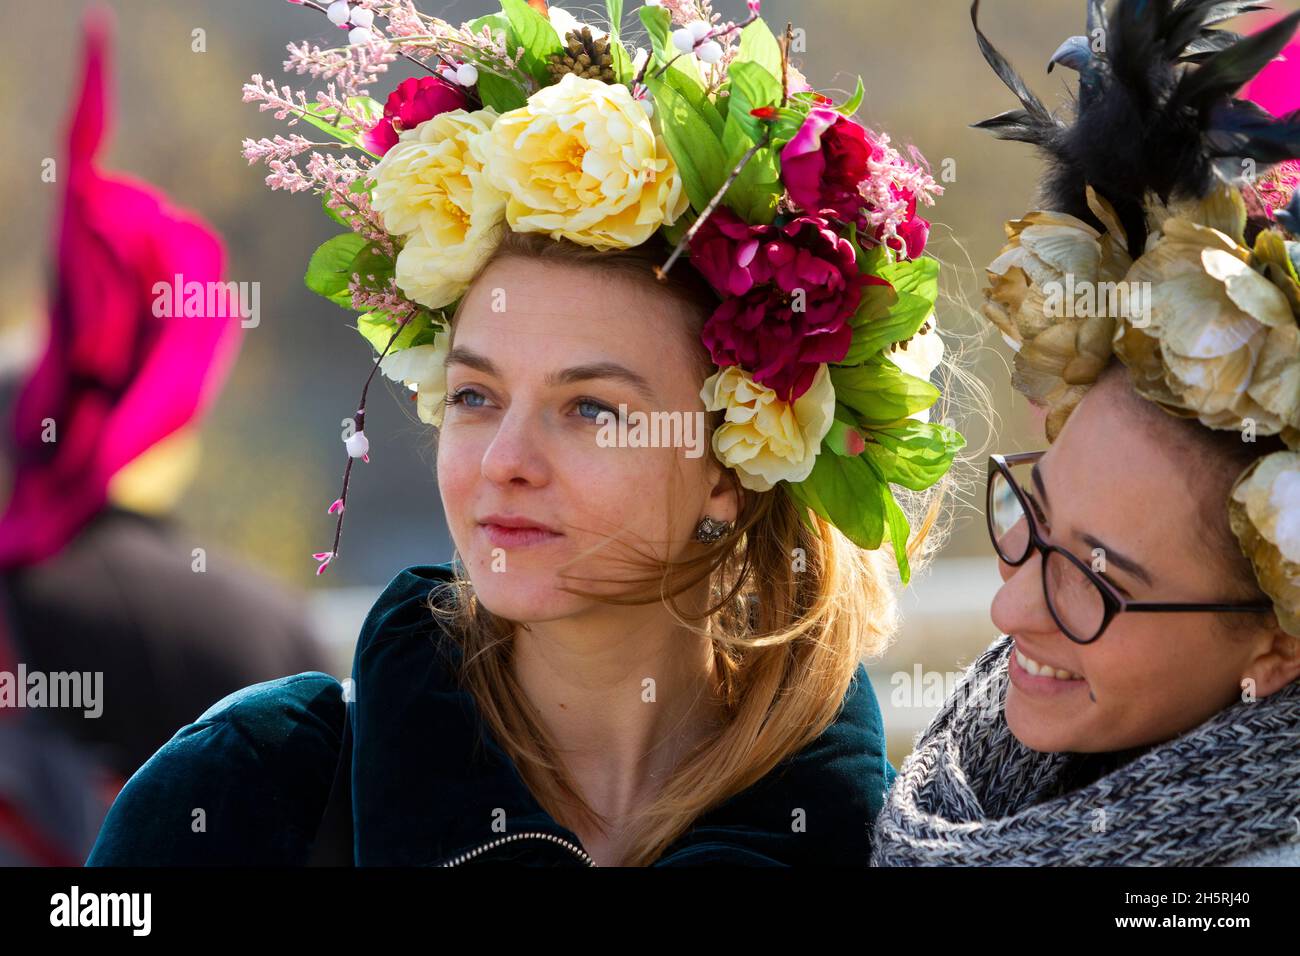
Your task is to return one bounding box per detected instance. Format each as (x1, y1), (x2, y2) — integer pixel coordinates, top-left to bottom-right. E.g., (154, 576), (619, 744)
(479, 404), (552, 488)
(990, 547), (1057, 637)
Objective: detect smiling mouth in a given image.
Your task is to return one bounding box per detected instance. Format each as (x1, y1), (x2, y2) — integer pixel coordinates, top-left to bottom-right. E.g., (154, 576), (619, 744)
(1013, 647), (1084, 681)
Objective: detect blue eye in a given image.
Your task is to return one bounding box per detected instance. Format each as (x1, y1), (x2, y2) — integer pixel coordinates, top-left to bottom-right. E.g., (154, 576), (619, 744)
(445, 387), (486, 409)
(576, 398), (616, 422)
(444, 389), (615, 423)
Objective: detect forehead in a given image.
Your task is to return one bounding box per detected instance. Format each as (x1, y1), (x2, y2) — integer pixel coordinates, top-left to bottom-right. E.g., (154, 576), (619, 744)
(452, 256), (701, 387)
(1038, 375), (1215, 578)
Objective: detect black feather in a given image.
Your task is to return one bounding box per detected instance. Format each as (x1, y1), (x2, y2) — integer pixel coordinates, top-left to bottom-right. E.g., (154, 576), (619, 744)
(972, 0), (1300, 259)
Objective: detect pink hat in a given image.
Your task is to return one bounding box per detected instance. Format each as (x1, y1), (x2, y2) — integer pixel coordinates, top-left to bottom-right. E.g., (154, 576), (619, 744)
(0, 7), (242, 570)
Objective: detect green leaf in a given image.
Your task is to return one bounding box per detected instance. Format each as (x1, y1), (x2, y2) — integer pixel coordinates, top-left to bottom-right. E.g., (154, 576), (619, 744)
(349, 96), (383, 124)
(786, 450), (886, 550)
(875, 462), (913, 583)
(722, 61), (782, 159)
(725, 147), (782, 223)
(645, 74), (727, 211)
(737, 18), (783, 80)
(837, 76), (865, 116)
(638, 4), (671, 52)
(659, 60), (723, 136)
(476, 70), (528, 111)
(349, 242), (396, 286)
(605, 0), (624, 42)
(768, 103), (812, 149)
(298, 101), (379, 159)
(844, 262), (940, 362)
(305, 233), (367, 307)
(638, 5), (706, 88)
(824, 412), (865, 457)
(321, 192), (349, 227)
(610, 37), (635, 85)
(879, 254), (941, 305)
(468, 12), (510, 37)
(356, 309), (443, 354)
(718, 61), (783, 223)
(864, 419), (965, 491)
(500, 0), (564, 88)
(830, 358), (941, 427)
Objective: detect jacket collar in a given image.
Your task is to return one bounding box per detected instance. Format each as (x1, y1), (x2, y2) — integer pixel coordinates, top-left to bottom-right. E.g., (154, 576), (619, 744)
(351, 563), (891, 866)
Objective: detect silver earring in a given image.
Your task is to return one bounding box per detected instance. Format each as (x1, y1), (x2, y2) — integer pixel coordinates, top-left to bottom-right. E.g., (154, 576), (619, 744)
(694, 516), (733, 543)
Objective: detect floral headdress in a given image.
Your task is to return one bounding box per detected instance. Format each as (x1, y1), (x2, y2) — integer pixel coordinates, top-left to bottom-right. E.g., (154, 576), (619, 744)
(971, 0), (1300, 635)
(242, 0), (964, 581)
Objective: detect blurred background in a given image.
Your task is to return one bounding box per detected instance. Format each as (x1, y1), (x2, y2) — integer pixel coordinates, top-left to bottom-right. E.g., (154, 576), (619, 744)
(0, 0), (1295, 837)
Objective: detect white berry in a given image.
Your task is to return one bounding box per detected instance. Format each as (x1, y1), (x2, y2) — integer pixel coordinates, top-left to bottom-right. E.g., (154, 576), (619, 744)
(696, 39), (723, 63)
(349, 7), (374, 29)
(326, 1), (351, 27)
(455, 62), (479, 86)
(688, 20), (713, 41)
(348, 26), (373, 44)
(344, 431), (370, 458)
(671, 27), (695, 54)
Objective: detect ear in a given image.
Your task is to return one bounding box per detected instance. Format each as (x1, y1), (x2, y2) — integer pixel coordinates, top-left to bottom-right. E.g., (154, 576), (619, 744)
(1244, 627), (1300, 699)
(705, 460), (742, 526)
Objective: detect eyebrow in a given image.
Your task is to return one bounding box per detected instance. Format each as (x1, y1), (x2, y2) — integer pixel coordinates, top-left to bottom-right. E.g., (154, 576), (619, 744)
(1031, 461), (1154, 588)
(445, 346), (658, 403)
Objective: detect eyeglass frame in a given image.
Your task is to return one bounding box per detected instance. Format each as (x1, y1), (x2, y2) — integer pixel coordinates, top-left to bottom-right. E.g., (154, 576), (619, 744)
(986, 451), (1275, 644)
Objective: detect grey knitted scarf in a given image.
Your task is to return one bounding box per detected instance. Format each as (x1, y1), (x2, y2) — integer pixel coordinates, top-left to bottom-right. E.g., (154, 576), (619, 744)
(871, 635), (1300, 866)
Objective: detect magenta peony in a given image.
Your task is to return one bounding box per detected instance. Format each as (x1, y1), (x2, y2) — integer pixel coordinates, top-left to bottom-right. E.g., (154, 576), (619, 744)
(780, 107), (876, 222)
(692, 210), (885, 403)
(362, 75), (469, 155)
(781, 106), (938, 258)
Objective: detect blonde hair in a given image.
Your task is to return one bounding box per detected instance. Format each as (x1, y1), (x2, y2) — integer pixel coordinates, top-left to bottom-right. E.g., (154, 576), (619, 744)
(425, 228), (951, 866)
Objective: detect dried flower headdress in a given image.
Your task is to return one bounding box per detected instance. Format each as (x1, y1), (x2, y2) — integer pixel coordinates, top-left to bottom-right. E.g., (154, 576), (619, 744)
(242, 0), (964, 581)
(972, 0), (1300, 635)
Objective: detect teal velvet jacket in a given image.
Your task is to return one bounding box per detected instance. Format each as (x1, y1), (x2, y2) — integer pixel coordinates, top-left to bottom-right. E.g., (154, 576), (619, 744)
(86, 562), (896, 866)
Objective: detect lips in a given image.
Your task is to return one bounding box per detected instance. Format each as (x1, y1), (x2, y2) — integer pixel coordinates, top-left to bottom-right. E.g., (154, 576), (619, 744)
(478, 514), (561, 533)
(1012, 641), (1083, 681)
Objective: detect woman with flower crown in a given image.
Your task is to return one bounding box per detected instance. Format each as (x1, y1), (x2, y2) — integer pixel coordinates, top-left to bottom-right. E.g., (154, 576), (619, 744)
(873, 0), (1300, 867)
(84, 0), (963, 866)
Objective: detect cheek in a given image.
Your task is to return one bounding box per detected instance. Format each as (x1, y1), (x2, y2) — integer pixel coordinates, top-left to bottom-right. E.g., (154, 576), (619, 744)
(434, 428), (485, 521)
(1074, 618), (1244, 739)
(575, 448), (693, 543)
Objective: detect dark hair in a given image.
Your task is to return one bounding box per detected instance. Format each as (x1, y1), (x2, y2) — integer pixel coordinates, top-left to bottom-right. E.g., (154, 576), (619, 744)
(1098, 360), (1284, 630)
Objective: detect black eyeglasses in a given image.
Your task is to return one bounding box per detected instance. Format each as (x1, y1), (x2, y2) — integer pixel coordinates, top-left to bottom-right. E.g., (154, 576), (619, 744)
(986, 451), (1274, 645)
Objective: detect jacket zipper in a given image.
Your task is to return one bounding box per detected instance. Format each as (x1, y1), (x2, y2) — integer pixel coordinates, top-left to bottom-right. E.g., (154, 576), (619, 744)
(439, 830), (597, 867)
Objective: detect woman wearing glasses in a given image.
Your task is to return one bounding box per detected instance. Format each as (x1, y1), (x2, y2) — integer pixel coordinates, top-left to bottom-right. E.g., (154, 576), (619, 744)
(873, 1), (1300, 866)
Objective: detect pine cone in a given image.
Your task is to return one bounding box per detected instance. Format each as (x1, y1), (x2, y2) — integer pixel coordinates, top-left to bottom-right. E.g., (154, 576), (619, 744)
(545, 27), (616, 83)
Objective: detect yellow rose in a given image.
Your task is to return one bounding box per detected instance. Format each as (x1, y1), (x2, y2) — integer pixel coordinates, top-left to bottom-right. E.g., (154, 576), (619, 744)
(701, 365), (835, 493)
(369, 108), (506, 309)
(483, 73), (688, 250)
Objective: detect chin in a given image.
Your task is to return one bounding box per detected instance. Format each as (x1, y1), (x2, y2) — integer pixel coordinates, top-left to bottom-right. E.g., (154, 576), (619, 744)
(1004, 688), (1072, 753)
(467, 571), (579, 624)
